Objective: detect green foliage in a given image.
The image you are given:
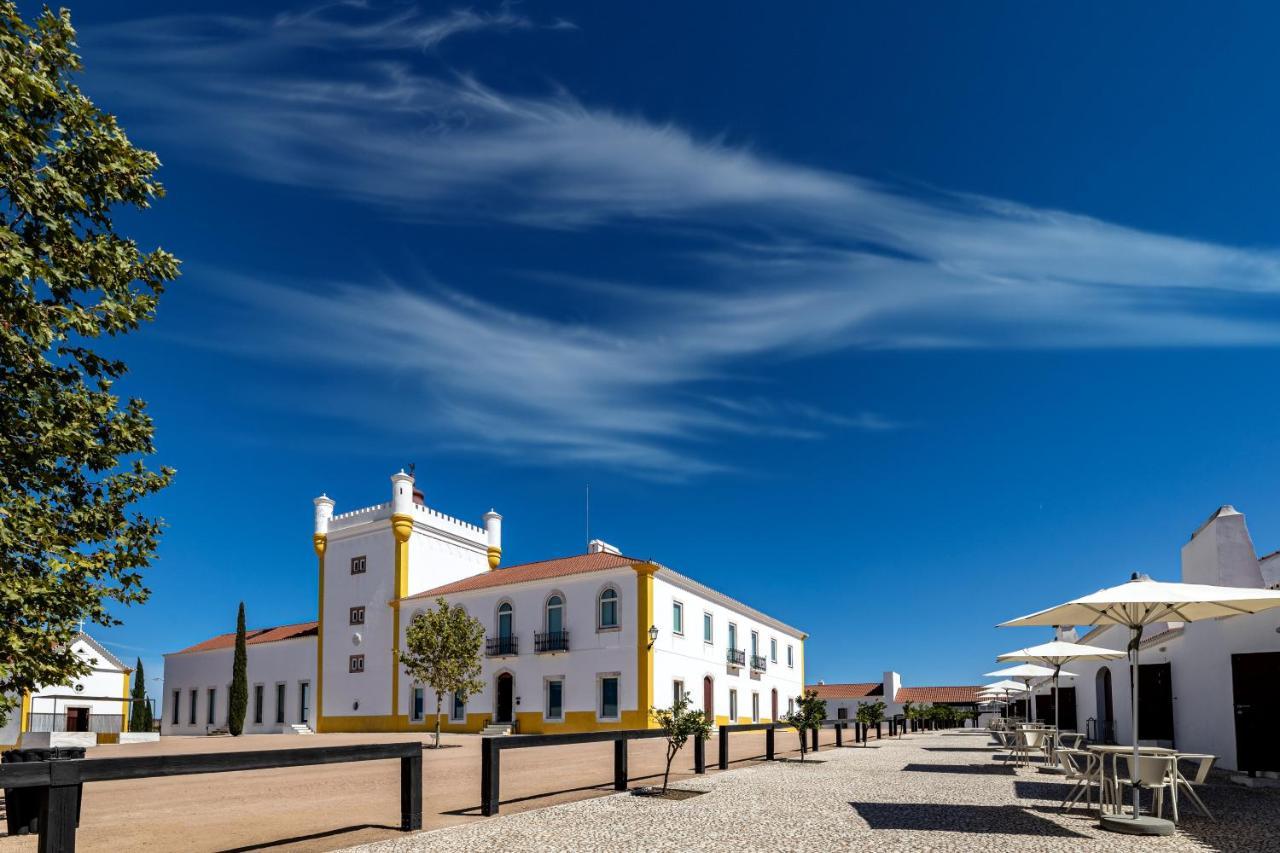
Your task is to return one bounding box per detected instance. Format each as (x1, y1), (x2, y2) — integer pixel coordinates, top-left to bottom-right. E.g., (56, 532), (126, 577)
(400, 598), (485, 748)
(855, 699), (886, 727)
(128, 657), (151, 732)
(650, 691), (712, 792)
(782, 688), (827, 760)
(228, 603), (248, 735)
(0, 2), (179, 726)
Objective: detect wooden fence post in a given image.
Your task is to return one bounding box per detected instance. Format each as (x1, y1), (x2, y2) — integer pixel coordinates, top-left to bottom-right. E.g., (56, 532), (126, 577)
(481, 737), (501, 817)
(400, 752), (422, 831)
(694, 734), (706, 774)
(718, 726), (729, 770)
(810, 726), (819, 753)
(613, 738), (628, 791)
(38, 761), (81, 853)
(765, 726), (775, 760)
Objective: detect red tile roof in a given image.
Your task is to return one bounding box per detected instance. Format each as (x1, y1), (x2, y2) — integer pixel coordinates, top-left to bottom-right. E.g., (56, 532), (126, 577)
(404, 552), (645, 599)
(172, 621), (318, 655)
(895, 686), (982, 704)
(807, 682), (884, 700)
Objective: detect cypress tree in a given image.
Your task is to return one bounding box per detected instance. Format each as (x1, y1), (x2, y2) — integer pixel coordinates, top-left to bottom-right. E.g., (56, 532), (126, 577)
(229, 602), (248, 735)
(129, 658), (149, 732)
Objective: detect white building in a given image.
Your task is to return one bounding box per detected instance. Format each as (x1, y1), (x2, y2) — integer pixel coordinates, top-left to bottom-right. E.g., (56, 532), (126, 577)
(162, 470), (807, 735)
(1021, 505), (1280, 773)
(1, 633), (136, 749)
(810, 672), (983, 723)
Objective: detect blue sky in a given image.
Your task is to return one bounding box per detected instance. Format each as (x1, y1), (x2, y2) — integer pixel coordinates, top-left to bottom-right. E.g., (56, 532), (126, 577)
(54, 1), (1280, 704)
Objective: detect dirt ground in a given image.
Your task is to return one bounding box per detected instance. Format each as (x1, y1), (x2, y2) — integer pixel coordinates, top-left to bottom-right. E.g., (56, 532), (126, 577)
(0, 727), (846, 853)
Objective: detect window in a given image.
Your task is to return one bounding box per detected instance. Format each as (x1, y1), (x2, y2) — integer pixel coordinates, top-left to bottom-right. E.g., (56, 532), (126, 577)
(206, 688), (217, 725)
(411, 687), (425, 722)
(787, 645), (794, 668)
(299, 682), (310, 724)
(171, 690), (180, 725)
(789, 698), (795, 715)
(752, 692), (760, 723)
(673, 679), (684, 707)
(350, 555), (366, 574)
(546, 678), (564, 721)
(188, 689), (197, 725)
(349, 654), (365, 673)
(598, 587), (619, 629)
(253, 684), (264, 724)
(451, 691), (465, 721)
(728, 622), (738, 651)
(497, 601), (513, 638)
(599, 675), (620, 720)
(837, 706), (847, 719)
(349, 606), (365, 625)
(703, 612), (713, 644)
(729, 689), (738, 722)
(770, 638), (778, 663)
(275, 683), (286, 724)
(545, 595), (564, 634)
(672, 600), (684, 635)
(750, 631), (759, 657)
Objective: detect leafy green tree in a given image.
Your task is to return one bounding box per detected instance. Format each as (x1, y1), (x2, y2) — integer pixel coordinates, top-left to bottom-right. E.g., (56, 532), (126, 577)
(0, 3), (179, 726)
(400, 598), (485, 748)
(128, 657), (151, 732)
(855, 699), (886, 743)
(228, 603), (248, 735)
(650, 691), (711, 792)
(782, 688), (827, 761)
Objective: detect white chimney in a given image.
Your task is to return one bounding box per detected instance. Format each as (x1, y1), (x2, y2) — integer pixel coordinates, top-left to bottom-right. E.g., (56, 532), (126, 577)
(883, 671), (902, 703)
(483, 509), (502, 570)
(588, 539), (621, 555)
(390, 470), (415, 516)
(313, 494), (335, 536)
(1182, 505), (1263, 588)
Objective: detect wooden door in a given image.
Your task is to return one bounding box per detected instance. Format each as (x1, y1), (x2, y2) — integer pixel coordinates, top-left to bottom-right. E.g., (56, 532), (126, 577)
(1233, 652), (1280, 773)
(771, 689), (778, 721)
(703, 676), (714, 718)
(496, 673), (514, 723)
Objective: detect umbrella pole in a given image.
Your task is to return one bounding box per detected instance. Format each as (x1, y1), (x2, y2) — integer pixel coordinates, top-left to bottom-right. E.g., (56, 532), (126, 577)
(1053, 666), (1061, 759)
(1130, 625), (1141, 820)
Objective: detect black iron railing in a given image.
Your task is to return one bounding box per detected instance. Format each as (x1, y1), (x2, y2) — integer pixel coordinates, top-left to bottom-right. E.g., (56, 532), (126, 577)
(534, 630), (570, 653)
(485, 636), (518, 656)
(750, 654), (767, 672)
(726, 648), (746, 667)
(26, 713), (123, 734)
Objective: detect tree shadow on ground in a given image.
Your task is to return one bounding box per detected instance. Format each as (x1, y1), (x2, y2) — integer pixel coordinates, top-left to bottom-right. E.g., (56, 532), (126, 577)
(900, 762), (1016, 776)
(922, 746), (997, 752)
(215, 824), (400, 852)
(848, 802), (1087, 837)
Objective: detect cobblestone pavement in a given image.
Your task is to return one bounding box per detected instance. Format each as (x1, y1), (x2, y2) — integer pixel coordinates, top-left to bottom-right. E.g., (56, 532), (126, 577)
(340, 730), (1280, 853)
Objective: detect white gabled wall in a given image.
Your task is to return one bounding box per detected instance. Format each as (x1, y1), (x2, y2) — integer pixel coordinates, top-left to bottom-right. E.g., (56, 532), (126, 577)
(322, 523), (396, 720)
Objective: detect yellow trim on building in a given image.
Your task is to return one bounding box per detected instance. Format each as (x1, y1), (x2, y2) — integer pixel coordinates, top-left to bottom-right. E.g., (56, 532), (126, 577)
(313, 532), (327, 733)
(633, 562), (658, 729)
(121, 671), (131, 723)
(515, 709), (651, 734)
(390, 513), (413, 724)
(19, 691), (31, 733)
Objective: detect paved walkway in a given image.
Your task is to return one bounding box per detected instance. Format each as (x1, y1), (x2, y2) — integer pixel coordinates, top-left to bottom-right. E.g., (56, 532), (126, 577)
(341, 730), (1280, 852)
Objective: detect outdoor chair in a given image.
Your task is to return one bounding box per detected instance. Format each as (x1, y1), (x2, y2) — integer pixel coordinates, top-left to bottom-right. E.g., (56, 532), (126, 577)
(1175, 753), (1216, 820)
(1117, 754), (1179, 823)
(1057, 731), (1085, 751)
(1010, 729), (1049, 766)
(1057, 748), (1101, 813)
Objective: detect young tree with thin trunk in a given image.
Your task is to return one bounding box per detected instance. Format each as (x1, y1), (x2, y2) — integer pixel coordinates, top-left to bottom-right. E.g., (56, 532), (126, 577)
(400, 598), (485, 749)
(650, 692), (711, 792)
(228, 603), (248, 736)
(855, 699), (886, 744)
(0, 2), (179, 727)
(782, 688), (827, 761)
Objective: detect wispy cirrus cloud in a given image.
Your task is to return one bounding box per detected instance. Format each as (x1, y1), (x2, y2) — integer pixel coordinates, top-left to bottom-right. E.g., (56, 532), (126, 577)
(85, 3), (1280, 477)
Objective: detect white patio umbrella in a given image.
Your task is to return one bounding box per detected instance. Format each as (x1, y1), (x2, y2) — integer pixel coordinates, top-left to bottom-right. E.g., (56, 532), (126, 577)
(979, 680), (1028, 722)
(997, 639), (1125, 739)
(984, 664), (1076, 724)
(1001, 572), (1280, 835)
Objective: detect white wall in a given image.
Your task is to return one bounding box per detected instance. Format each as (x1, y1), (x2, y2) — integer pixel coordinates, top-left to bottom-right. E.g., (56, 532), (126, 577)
(161, 637), (316, 735)
(651, 575), (805, 723)
(27, 638), (130, 725)
(322, 522), (396, 719)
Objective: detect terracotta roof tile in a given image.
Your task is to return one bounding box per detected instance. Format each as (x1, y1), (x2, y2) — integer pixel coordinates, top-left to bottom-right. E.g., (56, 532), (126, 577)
(172, 621), (318, 655)
(404, 552), (644, 599)
(895, 686), (982, 704)
(806, 682), (884, 700)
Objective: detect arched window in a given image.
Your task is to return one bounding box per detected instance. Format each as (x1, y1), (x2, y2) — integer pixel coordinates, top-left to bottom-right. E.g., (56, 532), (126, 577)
(598, 587), (619, 629)
(497, 601), (513, 639)
(546, 595), (564, 634)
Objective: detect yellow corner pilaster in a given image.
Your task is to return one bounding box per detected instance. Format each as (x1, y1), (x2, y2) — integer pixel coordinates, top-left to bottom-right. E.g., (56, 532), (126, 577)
(633, 562), (658, 728)
(313, 533), (327, 733)
(121, 671), (131, 724)
(391, 514), (413, 723)
(19, 692), (31, 733)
